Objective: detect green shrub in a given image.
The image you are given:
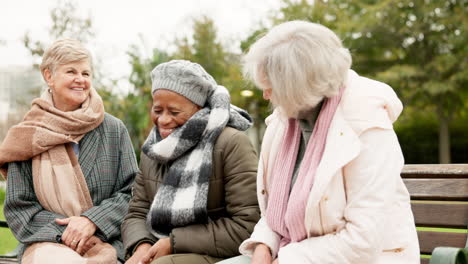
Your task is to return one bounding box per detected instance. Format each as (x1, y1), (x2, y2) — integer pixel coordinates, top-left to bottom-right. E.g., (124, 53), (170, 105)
(395, 115), (468, 164)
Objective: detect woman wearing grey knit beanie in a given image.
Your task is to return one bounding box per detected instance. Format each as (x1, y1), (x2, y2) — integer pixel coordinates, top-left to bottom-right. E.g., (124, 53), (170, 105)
(122, 60), (260, 264)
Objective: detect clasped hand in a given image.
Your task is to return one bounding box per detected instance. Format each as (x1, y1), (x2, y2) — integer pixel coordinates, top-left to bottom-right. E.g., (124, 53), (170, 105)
(55, 216), (98, 255)
(125, 238), (171, 264)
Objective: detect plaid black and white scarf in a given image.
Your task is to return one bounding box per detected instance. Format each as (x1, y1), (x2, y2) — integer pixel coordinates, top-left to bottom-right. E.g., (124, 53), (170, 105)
(142, 85), (252, 238)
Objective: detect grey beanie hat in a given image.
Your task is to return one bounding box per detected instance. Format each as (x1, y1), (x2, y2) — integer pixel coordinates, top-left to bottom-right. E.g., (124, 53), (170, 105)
(151, 60), (217, 106)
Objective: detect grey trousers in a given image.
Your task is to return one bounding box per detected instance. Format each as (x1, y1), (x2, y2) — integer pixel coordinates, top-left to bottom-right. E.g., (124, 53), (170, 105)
(215, 255), (251, 264)
(151, 253), (224, 264)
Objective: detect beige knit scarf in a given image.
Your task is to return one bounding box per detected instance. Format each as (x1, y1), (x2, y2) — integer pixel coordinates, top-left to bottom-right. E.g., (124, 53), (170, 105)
(0, 88), (116, 263)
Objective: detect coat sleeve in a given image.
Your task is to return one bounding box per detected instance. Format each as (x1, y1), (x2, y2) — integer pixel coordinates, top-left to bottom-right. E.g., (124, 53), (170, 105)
(81, 121), (138, 241)
(121, 154), (157, 258)
(171, 129), (260, 257)
(4, 160), (67, 244)
(238, 216), (281, 257)
(238, 153), (281, 258)
(277, 128), (404, 263)
(239, 112), (284, 258)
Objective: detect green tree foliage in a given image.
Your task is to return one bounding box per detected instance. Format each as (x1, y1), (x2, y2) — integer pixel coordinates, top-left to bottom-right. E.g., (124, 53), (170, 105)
(354, 0), (467, 163)
(173, 16), (228, 81)
(192, 16), (227, 81)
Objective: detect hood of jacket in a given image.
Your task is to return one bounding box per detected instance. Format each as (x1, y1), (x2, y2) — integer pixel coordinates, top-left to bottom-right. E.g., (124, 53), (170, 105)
(340, 70), (403, 135)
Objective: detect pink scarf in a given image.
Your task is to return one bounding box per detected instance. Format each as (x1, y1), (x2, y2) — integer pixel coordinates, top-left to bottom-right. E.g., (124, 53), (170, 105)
(265, 87), (344, 247)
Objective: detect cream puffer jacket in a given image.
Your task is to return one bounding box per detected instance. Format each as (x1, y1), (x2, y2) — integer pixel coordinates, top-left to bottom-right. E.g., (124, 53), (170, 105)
(239, 70), (420, 264)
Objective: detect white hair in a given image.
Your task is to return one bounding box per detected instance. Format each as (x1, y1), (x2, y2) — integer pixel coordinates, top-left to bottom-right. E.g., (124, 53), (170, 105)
(243, 21), (352, 117)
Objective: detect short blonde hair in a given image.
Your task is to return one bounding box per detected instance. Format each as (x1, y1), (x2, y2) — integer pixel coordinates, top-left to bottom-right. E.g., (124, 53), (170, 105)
(243, 21), (352, 117)
(40, 38), (93, 79)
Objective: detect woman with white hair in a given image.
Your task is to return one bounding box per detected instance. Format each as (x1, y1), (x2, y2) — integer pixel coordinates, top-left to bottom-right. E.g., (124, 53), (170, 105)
(218, 21), (419, 264)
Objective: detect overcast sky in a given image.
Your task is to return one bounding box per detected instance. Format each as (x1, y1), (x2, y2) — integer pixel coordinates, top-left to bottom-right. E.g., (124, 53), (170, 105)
(0, 0), (283, 93)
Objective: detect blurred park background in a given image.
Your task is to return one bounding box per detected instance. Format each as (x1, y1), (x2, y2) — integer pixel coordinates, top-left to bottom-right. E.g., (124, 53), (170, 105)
(0, 0), (467, 164)
(0, 0), (467, 256)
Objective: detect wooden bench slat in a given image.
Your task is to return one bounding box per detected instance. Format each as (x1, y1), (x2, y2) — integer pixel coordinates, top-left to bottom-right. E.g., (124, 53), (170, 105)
(418, 231), (468, 254)
(402, 164), (468, 178)
(403, 178), (468, 200)
(412, 201), (468, 228)
(0, 258), (18, 263)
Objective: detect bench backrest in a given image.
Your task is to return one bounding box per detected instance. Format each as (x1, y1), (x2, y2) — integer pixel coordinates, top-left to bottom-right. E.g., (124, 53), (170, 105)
(402, 164), (468, 264)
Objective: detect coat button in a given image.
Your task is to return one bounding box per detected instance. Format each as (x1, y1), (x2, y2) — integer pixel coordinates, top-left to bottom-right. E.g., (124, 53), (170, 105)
(261, 189), (266, 195)
(323, 196), (329, 201)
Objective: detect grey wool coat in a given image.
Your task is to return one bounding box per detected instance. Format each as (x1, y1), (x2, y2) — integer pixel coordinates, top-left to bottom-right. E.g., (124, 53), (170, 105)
(4, 113), (138, 261)
(122, 127), (260, 260)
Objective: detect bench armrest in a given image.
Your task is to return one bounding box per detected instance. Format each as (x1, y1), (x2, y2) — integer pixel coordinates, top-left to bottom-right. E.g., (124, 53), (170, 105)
(429, 247), (468, 264)
(0, 220), (8, 228)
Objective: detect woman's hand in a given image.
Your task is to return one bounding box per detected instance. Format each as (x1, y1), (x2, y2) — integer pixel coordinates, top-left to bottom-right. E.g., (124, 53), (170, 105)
(272, 259), (279, 264)
(139, 238), (172, 264)
(125, 243), (152, 264)
(76, 235), (103, 256)
(251, 243), (272, 264)
(55, 216), (97, 251)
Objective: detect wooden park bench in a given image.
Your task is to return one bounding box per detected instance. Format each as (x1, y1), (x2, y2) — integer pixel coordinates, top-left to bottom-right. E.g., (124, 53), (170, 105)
(0, 164), (467, 264)
(402, 164), (468, 264)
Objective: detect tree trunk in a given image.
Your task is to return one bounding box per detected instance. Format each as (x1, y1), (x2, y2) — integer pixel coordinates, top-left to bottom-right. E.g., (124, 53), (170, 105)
(437, 106), (451, 164)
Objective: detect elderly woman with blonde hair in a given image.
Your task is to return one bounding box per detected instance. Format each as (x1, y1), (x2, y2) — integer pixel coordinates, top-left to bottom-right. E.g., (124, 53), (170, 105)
(218, 21), (420, 264)
(0, 39), (138, 263)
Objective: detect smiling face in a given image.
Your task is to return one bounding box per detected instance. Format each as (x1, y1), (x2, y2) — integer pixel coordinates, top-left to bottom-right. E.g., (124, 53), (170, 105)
(44, 60), (92, 112)
(151, 89), (201, 139)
